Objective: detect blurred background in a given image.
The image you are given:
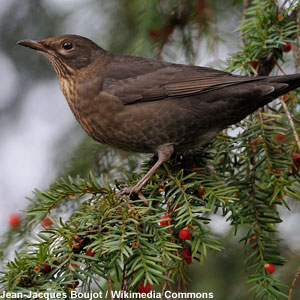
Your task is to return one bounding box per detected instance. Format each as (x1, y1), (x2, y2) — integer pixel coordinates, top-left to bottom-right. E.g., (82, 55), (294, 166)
(0, 0), (299, 299)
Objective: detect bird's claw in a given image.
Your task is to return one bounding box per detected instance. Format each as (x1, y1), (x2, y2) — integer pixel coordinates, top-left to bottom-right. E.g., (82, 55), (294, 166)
(117, 185), (148, 204)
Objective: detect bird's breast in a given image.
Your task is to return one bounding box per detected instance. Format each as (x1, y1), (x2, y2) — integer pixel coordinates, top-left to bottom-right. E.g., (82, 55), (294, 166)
(59, 77), (74, 102)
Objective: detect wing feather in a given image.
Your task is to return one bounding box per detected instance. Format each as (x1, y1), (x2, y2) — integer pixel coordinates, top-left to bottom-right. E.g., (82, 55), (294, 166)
(101, 57), (263, 104)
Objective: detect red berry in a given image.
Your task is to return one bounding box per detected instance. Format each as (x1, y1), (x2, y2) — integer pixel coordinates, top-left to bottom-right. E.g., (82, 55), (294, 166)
(72, 243), (80, 250)
(248, 236), (258, 249)
(274, 134), (286, 143)
(41, 217), (52, 227)
(9, 213), (21, 228)
(182, 248), (192, 258)
(292, 154), (300, 168)
(283, 42), (292, 53)
(273, 169), (281, 178)
(282, 94), (289, 101)
(67, 280), (79, 289)
(264, 263), (275, 274)
(138, 282), (151, 293)
(179, 227), (191, 240)
(160, 215), (170, 226)
(68, 263), (79, 273)
(185, 257), (192, 264)
(182, 248), (192, 264)
(197, 189), (205, 197)
(40, 264), (52, 273)
(148, 29), (160, 40)
(250, 61), (258, 70)
(85, 248), (95, 257)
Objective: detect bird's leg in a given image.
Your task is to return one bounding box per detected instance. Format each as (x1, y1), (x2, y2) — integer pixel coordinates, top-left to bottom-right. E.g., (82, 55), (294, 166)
(119, 144), (174, 200)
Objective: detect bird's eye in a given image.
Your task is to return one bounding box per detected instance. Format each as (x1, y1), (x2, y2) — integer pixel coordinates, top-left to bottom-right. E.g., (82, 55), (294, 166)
(62, 41), (73, 50)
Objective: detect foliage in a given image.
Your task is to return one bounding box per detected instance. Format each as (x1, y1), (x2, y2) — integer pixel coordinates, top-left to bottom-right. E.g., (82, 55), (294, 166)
(1, 0), (300, 299)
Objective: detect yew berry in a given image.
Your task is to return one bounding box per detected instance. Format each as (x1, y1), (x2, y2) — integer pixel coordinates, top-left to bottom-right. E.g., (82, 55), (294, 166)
(182, 248), (192, 264)
(248, 236), (258, 249)
(250, 61), (258, 70)
(148, 29), (160, 40)
(40, 264), (52, 273)
(41, 217), (52, 227)
(283, 42), (292, 53)
(282, 94), (289, 101)
(138, 282), (151, 293)
(264, 263), (275, 274)
(274, 134), (286, 143)
(86, 248), (95, 257)
(68, 263), (79, 273)
(292, 154), (300, 168)
(197, 189), (205, 197)
(9, 214), (21, 228)
(160, 215), (170, 226)
(67, 280), (79, 289)
(179, 227), (191, 240)
(72, 243), (80, 250)
(273, 169), (281, 178)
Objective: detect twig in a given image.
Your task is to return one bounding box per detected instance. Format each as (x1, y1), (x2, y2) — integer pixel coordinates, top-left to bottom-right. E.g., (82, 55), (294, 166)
(177, 268), (181, 300)
(241, 0), (248, 47)
(280, 98), (300, 151)
(289, 265), (300, 300)
(275, 61), (287, 75)
(108, 276), (114, 300)
(296, 10), (300, 69)
(167, 281), (174, 300)
(121, 265), (128, 297)
(161, 270), (173, 300)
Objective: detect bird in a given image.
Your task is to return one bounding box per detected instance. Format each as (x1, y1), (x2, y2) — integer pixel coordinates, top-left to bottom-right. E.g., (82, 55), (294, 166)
(17, 34), (300, 198)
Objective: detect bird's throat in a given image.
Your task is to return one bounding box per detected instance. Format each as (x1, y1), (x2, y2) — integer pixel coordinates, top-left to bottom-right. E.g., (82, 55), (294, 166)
(58, 75), (77, 113)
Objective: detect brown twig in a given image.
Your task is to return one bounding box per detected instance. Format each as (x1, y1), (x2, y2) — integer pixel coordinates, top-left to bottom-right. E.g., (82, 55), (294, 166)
(167, 281), (175, 300)
(280, 98), (300, 151)
(108, 276), (114, 300)
(121, 265), (128, 297)
(275, 61), (287, 75)
(289, 265), (300, 300)
(177, 266), (181, 299)
(296, 10), (300, 69)
(161, 270), (173, 300)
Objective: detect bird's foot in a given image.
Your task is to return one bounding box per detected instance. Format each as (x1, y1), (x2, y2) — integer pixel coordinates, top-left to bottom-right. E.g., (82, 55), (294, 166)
(117, 185), (148, 204)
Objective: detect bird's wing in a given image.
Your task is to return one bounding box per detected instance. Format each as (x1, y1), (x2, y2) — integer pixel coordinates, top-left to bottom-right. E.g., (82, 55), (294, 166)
(102, 58), (264, 104)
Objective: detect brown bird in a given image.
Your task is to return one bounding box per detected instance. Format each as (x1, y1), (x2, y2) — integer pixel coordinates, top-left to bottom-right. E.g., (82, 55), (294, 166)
(17, 35), (300, 198)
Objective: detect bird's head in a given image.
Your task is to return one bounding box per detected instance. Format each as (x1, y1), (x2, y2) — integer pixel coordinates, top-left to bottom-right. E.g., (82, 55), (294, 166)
(17, 34), (105, 77)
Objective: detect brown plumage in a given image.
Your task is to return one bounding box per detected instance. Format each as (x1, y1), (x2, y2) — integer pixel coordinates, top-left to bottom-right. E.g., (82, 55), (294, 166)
(17, 34), (300, 197)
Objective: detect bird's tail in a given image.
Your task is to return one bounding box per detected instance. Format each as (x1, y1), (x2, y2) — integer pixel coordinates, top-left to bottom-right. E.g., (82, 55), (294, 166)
(269, 73), (300, 97)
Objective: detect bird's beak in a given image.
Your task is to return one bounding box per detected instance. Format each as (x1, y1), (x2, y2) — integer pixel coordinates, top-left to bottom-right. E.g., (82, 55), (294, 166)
(17, 39), (50, 52)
